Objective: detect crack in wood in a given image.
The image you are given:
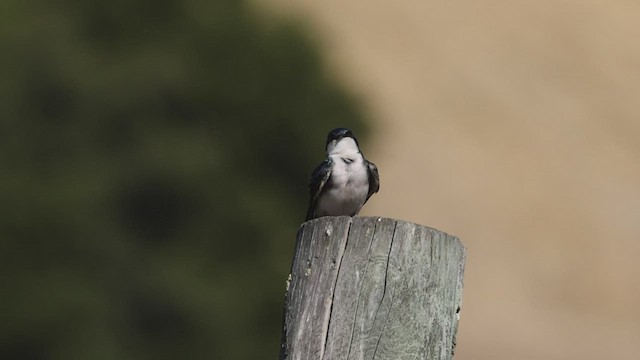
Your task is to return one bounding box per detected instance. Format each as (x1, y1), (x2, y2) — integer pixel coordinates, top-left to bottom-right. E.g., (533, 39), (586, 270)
(345, 218), (380, 359)
(371, 220), (398, 359)
(320, 218), (353, 359)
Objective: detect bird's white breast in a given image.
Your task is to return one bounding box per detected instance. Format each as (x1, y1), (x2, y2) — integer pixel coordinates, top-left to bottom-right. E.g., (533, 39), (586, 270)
(316, 153), (369, 217)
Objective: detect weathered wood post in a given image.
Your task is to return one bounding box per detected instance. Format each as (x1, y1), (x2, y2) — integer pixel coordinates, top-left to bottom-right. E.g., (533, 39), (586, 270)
(280, 216), (465, 360)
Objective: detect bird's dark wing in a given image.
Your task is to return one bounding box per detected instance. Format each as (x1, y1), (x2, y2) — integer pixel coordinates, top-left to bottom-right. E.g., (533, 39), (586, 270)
(306, 158), (333, 220)
(365, 160), (380, 202)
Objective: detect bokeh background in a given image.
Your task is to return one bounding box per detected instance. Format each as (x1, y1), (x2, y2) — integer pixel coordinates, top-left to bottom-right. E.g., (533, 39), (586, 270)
(2, 0), (639, 359)
(260, 1), (640, 359)
(1, 0), (367, 359)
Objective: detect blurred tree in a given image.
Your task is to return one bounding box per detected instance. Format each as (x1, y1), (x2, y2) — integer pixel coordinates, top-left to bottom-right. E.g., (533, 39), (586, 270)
(0, 0), (368, 359)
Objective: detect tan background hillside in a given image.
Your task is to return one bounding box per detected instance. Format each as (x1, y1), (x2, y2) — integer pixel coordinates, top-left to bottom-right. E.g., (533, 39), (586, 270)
(260, 1), (640, 359)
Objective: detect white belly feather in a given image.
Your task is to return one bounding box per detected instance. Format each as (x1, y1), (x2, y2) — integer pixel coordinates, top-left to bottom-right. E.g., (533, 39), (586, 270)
(316, 154), (369, 217)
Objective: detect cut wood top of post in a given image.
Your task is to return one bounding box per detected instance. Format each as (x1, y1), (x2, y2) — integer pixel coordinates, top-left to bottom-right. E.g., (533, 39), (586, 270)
(281, 216), (466, 360)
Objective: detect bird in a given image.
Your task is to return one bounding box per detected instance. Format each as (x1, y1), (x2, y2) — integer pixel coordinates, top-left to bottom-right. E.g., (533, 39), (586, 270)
(306, 128), (380, 220)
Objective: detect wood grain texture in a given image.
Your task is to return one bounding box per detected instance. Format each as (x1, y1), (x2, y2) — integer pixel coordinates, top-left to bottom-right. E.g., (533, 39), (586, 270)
(280, 217), (466, 360)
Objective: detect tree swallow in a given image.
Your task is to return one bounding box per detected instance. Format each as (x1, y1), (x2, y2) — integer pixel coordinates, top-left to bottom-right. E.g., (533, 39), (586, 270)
(306, 128), (380, 220)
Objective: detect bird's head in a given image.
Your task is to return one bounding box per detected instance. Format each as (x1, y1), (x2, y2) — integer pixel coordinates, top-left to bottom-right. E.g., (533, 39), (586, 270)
(326, 128), (360, 155)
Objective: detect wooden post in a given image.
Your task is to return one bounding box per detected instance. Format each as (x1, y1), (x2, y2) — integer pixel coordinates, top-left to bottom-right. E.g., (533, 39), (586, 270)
(280, 216), (466, 360)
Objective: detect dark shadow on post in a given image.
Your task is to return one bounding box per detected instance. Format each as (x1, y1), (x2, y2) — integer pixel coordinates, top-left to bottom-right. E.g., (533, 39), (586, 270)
(280, 216), (466, 360)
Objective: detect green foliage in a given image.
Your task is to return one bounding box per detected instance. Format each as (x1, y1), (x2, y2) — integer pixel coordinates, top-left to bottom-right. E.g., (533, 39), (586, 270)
(0, 1), (367, 358)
